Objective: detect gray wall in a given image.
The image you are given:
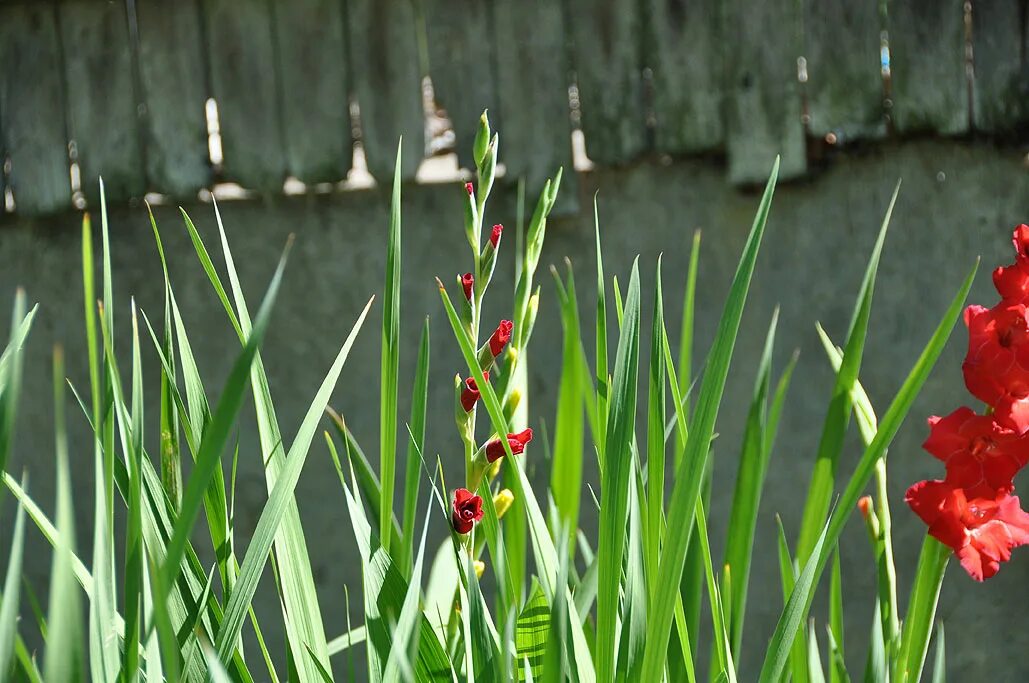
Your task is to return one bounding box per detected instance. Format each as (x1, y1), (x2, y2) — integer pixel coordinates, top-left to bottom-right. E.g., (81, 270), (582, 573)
(1, 140), (1027, 679)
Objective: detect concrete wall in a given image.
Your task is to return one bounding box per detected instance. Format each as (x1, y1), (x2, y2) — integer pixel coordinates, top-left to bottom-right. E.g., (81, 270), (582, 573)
(1, 140), (1027, 679)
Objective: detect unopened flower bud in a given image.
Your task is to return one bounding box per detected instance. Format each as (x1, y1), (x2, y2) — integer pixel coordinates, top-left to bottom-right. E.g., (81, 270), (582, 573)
(858, 495), (873, 520)
(473, 111), (491, 168)
(460, 372), (489, 412)
(493, 489), (514, 519)
(489, 224), (503, 249)
(503, 388), (522, 416)
(461, 272), (474, 301)
(473, 560), (486, 579)
(465, 182), (474, 196)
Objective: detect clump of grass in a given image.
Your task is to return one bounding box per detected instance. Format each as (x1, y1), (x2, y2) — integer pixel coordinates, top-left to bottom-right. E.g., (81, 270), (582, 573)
(0, 111), (979, 682)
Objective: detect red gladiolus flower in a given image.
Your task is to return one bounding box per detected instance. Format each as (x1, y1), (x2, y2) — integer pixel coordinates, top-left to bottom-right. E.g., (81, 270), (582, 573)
(485, 428), (533, 463)
(461, 272), (474, 301)
(962, 302), (1029, 431)
(452, 488), (484, 534)
(488, 320), (513, 357)
(1013, 224), (1029, 263)
(465, 182), (474, 196)
(922, 407), (1029, 498)
(906, 479), (1029, 581)
(460, 372), (489, 412)
(991, 225), (1029, 304)
(490, 224), (503, 248)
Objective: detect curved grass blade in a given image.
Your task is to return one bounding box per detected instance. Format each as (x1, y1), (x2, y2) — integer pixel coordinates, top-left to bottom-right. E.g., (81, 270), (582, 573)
(401, 318), (431, 575)
(0, 477), (26, 675)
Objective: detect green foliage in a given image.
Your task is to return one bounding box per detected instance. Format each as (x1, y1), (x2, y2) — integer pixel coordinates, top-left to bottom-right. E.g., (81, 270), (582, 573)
(0, 116), (978, 683)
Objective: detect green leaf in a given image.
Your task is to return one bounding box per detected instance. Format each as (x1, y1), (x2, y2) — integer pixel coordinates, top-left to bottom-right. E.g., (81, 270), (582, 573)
(796, 183), (899, 563)
(640, 158), (779, 682)
(43, 348), (83, 682)
(593, 196), (609, 458)
(675, 229), (701, 458)
(829, 548), (846, 683)
(216, 299), (373, 665)
(0, 477), (26, 676)
(596, 259), (642, 682)
(159, 244), (287, 601)
(895, 537), (949, 683)
(401, 318), (431, 575)
(516, 583), (549, 681)
(381, 142), (403, 556)
(551, 262), (586, 549)
(383, 497), (432, 682)
(645, 257), (667, 596)
(863, 599), (887, 683)
(723, 308), (779, 657)
(930, 622), (945, 683)
(697, 499), (736, 682)
(758, 518), (831, 683)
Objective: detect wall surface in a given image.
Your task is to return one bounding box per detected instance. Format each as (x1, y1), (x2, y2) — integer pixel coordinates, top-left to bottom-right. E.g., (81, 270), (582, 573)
(1, 140), (1027, 679)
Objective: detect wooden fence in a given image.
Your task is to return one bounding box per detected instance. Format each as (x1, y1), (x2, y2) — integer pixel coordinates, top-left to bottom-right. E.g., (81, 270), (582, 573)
(0, 0), (1026, 217)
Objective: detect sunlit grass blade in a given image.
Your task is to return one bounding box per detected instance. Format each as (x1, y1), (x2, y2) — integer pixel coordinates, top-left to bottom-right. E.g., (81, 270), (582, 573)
(43, 348), (83, 682)
(758, 518), (831, 683)
(895, 537), (949, 683)
(516, 582), (548, 681)
(381, 142), (403, 556)
(215, 299), (373, 665)
(383, 497), (432, 682)
(160, 244), (288, 602)
(763, 259), (977, 683)
(401, 317), (431, 575)
(640, 157), (779, 682)
(551, 261), (586, 551)
(696, 499), (736, 683)
(0, 476), (26, 675)
(808, 620), (826, 683)
(864, 599), (888, 683)
(645, 258), (667, 596)
(615, 472), (648, 681)
(723, 308), (778, 658)
(596, 259), (642, 682)
(829, 548), (846, 683)
(796, 183), (898, 564)
(676, 229), (701, 458)
(593, 195), (609, 457)
(199, 201), (334, 678)
(0, 291), (32, 493)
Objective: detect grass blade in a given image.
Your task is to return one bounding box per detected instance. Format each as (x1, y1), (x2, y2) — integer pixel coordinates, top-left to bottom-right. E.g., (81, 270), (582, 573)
(215, 299), (373, 665)
(930, 623), (945, 683)
(895, 537), (949, 683)
(401, 318), (430, 575)
(640, 158), (779, 682)
(381, 142), (403, 556)
(43, 348), (83, 682)
(0, 476), (26, 675)
(645, 258), (667, 596)
(596, 259), (642, 682)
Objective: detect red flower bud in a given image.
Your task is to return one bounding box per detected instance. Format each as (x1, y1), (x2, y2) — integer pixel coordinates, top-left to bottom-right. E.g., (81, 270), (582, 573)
(1013, 224), (1029, 263)
(485, 428), (533, 463)
(490, 224), (503, 248)
(465, 182), (474, 196)
(857, 496), (873, 520)
(461, 272), (474, 301)
(488, 320), (513, 357)
(452, 488), (484, 534)
(460, 372), (489, 412)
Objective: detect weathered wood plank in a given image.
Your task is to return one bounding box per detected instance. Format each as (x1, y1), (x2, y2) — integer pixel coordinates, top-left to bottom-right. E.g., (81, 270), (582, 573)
(972, 0), (1029, 132)
(59, 0), (144, 203)
(644, 0), (725, 155)
(725, 0), (806, 185)
(566, 0), (647, 165)
(888, 0), (969, 135)
(804, 0), (885, 140)
(274, 0), (352, 184)
(135, 0), (211, 198)
(493, 0), (577, 212)
(203, 0), (287, 191)
(424, 0), (496, 170)
(347, 0), (424, 182)
(0, 2), (71, 214)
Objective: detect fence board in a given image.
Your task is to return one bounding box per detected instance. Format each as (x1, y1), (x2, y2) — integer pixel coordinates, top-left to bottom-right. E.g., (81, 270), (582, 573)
(203, 0), (287, 191)
(804, 0), (885, 140)
(424, 0), (496, 170)
(726, 0), (806, 185)
(136, 0), (211, 198)
(972, 0), (1029, 132)
(59, 0), (144, 204)
(644, 0), (725, 155)
(493, 0), (577, 213)
(347, 0), (424, 182)
(275, 0), (352, 184)
(888, 0), (969, 135)
(566, 0), (646, 165)
(0, 3), (70, 215)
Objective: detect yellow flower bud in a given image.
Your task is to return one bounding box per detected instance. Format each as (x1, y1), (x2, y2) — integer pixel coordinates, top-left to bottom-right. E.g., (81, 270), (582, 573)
(493, 488), (515, 519)
(504, 388), (522, 415)
(473, 560), (485, 579)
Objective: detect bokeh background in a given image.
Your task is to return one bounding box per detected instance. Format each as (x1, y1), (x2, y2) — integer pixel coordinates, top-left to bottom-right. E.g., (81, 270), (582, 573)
(1, 0), (1029, 679)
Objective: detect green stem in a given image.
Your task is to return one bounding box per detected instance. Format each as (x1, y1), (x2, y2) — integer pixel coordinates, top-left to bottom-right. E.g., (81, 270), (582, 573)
(873, 458), (900, 661)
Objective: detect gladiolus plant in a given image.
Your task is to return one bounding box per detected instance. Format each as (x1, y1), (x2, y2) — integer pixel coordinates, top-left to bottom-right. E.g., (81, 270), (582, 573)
(0, 110), (999, 683)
